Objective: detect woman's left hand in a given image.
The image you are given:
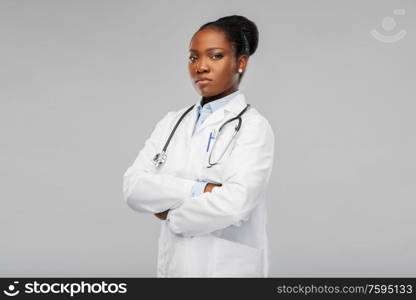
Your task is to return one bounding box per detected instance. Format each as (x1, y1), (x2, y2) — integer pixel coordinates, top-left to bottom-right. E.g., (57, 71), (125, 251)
(154, 182), (222, 220)
(154, 210), (169, 220)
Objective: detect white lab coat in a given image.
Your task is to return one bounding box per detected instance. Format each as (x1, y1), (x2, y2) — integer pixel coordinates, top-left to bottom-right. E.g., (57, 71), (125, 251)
(123, 92), (275, 277)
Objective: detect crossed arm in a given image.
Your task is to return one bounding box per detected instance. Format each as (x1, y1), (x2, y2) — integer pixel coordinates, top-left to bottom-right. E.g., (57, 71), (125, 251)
(123, 112), (274, 237)
(154, 183), (222, 220)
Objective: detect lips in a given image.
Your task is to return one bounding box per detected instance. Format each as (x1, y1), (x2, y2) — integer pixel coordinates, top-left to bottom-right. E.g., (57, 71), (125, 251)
(195, 78), (212, 83)
(195, 78), (212, 86)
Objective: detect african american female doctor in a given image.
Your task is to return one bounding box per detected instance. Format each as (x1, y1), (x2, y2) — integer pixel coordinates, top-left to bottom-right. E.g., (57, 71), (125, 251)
(123, 15), (275, 277)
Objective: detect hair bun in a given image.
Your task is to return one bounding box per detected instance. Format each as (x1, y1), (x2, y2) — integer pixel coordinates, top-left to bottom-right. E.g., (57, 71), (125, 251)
(216, 15), (259, 56)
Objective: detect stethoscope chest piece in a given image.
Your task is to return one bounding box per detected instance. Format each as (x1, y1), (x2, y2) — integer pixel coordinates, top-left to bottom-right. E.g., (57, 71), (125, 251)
(153, 151), (167, 167)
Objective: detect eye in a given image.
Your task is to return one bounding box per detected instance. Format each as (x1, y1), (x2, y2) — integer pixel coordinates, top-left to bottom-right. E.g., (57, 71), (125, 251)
(189, 56), (197, 62)
(211, 54), (224, 60)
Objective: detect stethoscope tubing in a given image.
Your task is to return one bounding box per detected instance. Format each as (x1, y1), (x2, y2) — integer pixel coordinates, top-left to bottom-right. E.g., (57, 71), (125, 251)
(153, 103), (250, 167)
(161, 104), (195, 153)
(207, 104), (250, 167)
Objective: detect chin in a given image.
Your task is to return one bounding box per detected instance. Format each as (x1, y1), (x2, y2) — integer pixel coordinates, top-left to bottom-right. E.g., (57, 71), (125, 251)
(195, 89), (211, 97)
(198, 91), (214, 97)
(195, 87), (221, 98)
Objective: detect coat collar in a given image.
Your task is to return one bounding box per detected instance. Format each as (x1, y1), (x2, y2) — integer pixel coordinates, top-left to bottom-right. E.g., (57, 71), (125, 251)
(188, 91), (248, 138)
(194, 90), (241, 114)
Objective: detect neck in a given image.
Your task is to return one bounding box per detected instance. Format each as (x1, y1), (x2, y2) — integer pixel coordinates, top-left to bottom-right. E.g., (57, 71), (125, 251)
(201, 87), (238, 107)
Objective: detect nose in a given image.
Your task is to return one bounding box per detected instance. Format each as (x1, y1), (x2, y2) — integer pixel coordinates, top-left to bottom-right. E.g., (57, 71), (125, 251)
(196, 57), (209, 73)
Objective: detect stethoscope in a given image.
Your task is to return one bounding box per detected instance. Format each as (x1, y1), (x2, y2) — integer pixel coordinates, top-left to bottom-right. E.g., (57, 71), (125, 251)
(153, 103), (250, 168)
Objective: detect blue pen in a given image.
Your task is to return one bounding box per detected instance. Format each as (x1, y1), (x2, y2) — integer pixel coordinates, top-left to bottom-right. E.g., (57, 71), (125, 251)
(206, 130), (215, 152)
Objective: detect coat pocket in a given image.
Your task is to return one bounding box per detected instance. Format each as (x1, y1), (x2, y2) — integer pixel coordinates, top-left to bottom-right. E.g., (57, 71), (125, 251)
(210, 236), (263, 277)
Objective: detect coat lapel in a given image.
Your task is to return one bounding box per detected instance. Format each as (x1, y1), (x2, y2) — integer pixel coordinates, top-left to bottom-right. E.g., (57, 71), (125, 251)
(191, 93), (248, 136)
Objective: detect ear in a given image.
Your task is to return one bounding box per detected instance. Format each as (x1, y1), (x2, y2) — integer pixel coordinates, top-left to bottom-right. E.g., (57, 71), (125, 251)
(237, 55), (249, 73)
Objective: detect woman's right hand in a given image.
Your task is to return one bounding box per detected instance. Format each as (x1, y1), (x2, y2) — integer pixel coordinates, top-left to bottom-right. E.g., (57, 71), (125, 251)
(153, 183), (222, 221)
(204, 183), (222, 193)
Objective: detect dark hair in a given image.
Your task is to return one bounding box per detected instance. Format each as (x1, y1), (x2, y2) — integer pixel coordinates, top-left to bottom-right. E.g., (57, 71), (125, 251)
(197, 15), (259, 83)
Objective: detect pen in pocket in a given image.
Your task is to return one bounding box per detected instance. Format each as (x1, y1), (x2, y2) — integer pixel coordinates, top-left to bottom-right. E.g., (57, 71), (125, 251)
(206, 130), (216, 152)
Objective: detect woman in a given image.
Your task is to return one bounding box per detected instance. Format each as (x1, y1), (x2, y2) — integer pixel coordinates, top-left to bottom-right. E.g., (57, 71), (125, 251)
(123, 15), (275, 277)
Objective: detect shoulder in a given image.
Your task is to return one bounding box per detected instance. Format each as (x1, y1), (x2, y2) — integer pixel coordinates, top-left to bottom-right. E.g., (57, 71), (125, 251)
(155, 107), (186, 127)
(242, 106), (275, 138)
(230, 105), (275, 156)
(154, 104), (194, 130)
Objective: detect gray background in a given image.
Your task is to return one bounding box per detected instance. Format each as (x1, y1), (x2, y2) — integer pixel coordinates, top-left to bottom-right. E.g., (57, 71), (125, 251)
(1, 0), (415, 277)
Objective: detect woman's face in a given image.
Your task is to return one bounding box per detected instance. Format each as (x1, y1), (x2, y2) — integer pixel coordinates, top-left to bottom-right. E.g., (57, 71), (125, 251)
(188, 27), (246, 99)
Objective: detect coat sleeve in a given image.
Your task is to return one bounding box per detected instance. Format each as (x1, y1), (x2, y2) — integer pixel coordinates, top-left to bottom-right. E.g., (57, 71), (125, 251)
(166, 115), (275, 237)
(123, 111), (196, 214)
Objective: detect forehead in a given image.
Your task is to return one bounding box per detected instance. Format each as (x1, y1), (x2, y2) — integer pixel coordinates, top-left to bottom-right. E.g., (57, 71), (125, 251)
(189, 28), (232, 52)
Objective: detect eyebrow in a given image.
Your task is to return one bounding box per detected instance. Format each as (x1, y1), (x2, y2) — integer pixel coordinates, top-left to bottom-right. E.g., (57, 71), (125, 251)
(189, 47), (225, 52)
